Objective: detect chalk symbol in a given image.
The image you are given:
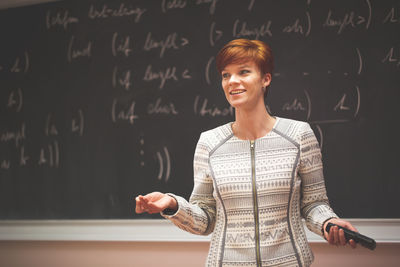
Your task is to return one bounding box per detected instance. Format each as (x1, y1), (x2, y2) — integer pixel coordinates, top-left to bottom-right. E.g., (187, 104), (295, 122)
(139, 137), (145, 167)
(156, 146), (171, 182)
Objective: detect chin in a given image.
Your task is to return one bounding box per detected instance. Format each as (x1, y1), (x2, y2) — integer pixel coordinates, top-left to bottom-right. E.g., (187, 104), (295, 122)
(225, 94), (250, 109)
(228, 100), (246, 109)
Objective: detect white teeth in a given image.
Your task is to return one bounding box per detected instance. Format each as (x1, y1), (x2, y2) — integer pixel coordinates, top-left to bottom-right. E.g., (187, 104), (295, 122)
(230, 90), (245, 95)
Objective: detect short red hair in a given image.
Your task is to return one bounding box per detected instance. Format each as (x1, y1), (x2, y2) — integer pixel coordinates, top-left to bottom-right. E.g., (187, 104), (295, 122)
(216, 39), (274, 75)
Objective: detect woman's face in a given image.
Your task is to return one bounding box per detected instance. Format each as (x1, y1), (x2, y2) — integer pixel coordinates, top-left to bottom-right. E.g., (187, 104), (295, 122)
(221, 60), (271, 110)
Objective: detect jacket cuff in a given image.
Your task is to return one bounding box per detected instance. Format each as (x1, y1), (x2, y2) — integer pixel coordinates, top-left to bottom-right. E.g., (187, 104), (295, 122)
(305, 204), (338, 237)
(160, 193), (181, 218)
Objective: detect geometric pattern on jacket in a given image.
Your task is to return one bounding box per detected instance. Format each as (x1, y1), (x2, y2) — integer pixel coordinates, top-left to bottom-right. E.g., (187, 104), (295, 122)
(162, 117), (338, 267)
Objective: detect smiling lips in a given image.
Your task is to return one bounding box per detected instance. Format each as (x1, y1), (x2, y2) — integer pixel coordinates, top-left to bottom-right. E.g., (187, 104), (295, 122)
(230, 89), (246, 95)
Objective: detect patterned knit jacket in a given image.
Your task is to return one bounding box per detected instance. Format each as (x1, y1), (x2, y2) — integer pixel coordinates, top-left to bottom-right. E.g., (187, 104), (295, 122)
(162, 117), (338, 267)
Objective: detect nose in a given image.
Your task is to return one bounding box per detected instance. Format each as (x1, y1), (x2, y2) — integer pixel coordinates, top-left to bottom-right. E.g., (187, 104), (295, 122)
(228, 74), (240, 85)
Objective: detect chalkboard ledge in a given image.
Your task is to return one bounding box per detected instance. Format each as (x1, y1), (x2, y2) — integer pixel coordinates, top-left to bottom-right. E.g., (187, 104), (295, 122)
(0, 219), (399, 243)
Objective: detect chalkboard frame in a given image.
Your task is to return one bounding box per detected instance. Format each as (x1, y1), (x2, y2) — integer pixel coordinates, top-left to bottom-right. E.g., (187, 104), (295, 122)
(0, 219), (399, 242)
(1, 0), (400, 231)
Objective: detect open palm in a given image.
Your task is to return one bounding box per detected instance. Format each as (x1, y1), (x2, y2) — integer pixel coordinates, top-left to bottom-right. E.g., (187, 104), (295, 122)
(135, 192), (175, 214)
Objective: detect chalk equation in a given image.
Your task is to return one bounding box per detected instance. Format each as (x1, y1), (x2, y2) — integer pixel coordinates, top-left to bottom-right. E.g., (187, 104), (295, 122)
(0, 109), (85, 171)
(382, 47), (400, 68)
(67, 35), (92, 63)
(0, 51), (30, 74)
(112, 32), (133, 57)
(322, 0), (372, 34)
(46, 9), (79, 30)
(143, 32), (189, 58)
(88, 3), (146, 23)
(7, 88), (23, 113)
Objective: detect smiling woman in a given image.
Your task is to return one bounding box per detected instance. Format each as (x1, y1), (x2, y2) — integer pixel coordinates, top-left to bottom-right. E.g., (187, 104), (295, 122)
(135, 39), (358, 267)
(216, 39), (274, 140)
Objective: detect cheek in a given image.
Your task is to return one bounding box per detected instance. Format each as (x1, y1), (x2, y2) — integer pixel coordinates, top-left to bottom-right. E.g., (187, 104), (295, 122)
(222, 81), (229, 93)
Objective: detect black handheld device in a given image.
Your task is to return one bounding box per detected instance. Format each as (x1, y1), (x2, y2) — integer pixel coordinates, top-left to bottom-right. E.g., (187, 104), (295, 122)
(326, 223), (376, 250)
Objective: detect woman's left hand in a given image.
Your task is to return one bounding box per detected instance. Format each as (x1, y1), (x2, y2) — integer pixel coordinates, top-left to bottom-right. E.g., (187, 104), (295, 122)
(323, 218), (358, 248)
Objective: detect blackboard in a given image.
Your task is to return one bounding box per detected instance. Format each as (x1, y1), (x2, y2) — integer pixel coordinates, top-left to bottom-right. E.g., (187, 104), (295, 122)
(0, 0), (399, 220)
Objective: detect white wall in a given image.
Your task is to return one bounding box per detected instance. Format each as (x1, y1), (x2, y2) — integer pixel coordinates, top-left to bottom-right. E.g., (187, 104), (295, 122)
(0, 241), (399, 267)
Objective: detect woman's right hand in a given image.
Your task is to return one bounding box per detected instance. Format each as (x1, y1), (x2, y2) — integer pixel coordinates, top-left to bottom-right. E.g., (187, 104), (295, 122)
(135, 192), (177, 214)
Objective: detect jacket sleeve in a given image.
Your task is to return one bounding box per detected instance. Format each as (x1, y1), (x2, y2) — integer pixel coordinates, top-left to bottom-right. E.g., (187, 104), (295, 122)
(298, 122), (338, 237)
(160, 133), (216, 236)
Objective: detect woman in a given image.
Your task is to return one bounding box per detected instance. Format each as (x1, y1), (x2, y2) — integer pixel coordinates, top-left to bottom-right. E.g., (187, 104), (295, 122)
(136, 39), (357, 267)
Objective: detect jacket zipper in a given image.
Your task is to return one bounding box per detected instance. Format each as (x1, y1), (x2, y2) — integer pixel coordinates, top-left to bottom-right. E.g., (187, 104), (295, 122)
(250, 140), (262, 267)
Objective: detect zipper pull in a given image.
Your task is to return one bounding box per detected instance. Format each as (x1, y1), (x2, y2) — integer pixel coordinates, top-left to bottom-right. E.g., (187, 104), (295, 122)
(250, 140), (255, 148)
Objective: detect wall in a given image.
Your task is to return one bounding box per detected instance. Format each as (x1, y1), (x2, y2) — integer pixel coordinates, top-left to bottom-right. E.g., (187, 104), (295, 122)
(0, 241), (399, 267)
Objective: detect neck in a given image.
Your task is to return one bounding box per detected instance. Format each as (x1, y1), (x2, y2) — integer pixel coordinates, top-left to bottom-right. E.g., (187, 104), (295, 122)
(233, 101), (276, 140)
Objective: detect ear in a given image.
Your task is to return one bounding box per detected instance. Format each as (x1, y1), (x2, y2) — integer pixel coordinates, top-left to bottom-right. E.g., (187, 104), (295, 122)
(262, 73), (272, 88)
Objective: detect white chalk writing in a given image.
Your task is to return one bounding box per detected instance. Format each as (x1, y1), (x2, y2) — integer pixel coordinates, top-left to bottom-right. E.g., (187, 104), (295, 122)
(7, 88), (23, 112)
(322, 5), (371, 35)
(233, 19), (272, 39)
(112, 32), (132, 57)
(143, 32), (189, 58)
(282, 12), (311, 37)
(111, 98), (139, 124)
(45, 114), (58, 136)
(209, 22), (223, 47)
(161, 0), (187, 13)
(10, 52), (30, 73)
(0, 123), (26, 148)
(67, 36), (92, 62)
(382, 47), (400, 67)
(38, 141), (60, 168)
(148, 98), (179, 115)
(88, 3), (146, 23)
(282, 99), (306, 111)
(333, 94), (350, 111)
(383, 7), (399, 24)
(71, 109), (84, 136)
(46, 9), (79, 30)
(19, 146), (29, 166)
(143, 65), (191, 89)
(194, 95), (234, 117)
(112, 66), (133, 90)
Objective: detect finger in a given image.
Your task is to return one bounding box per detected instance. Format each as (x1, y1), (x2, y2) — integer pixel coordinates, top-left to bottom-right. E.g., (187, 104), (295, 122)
(142, 192), (159, 202)
(137, 196), (154, 214)
(139, 196), (151, 210)
(327, 226), (335, 245)
(339, 229), (347, 246)
(333, 226), (339, 245)
(323, 230), (329, 242)
(135, 197), (144, 213)
(139, 195), (148, 203)
(349, 239), (357, 249)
